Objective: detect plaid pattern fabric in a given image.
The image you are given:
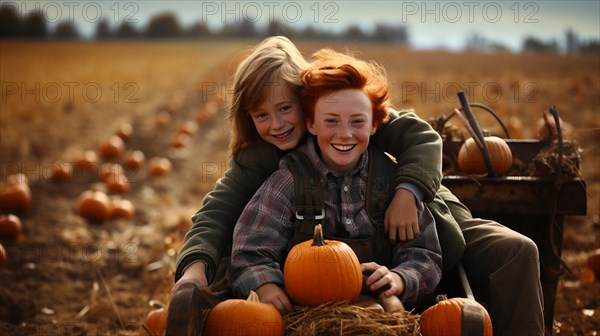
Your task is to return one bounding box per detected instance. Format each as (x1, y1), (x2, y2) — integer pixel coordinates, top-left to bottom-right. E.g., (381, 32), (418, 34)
(230, 138), (442, 308)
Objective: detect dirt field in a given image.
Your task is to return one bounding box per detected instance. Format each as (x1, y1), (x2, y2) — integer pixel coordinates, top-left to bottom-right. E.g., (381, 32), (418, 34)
(0, 40), (598, 335)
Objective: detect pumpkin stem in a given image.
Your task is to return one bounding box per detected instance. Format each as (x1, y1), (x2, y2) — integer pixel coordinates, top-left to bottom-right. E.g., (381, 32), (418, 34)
(311, 224), (327, 246)
(247, 291), (260, 302)
(435, 294), (448, 303)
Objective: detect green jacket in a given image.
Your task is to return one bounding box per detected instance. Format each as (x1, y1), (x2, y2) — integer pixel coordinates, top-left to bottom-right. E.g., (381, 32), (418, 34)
(176, 109), (466, 283)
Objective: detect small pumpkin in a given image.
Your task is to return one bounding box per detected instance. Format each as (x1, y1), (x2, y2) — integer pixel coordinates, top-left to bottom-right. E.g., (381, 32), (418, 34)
(99, 135), (126, 159)
(105, 172), (129, 194)
(196, 101), (219, 123)
(0, 177), (32, 212)
(123, 150), (145, 170)
(51, 162), (73, 181)
(0, 243), (6, 270)
(140, 307), (167, 336)
(115, 123), (133, 141)
(580, 268), (597, 285)
(77, 190), (112, 221)
(155, 111), (171, 128)
(204, 291), (284, 336)
(170, 132), (191, 149)
(587, 249), (600, 278)
(175, 120), (198, 136)
(74, 150), (99, 170)
(420, 295), (493, 336)
(100, 163), (124, 182)
(457, 135), (513, 176)
(148, 157), (172, 176)
(0, 214), (24, 240)
(284, 224), (363, 307)
(111, 199), (135, 219)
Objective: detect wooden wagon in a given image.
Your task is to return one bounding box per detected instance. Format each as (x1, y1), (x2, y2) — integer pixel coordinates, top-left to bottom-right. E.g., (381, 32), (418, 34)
(440, 94), (587, 333)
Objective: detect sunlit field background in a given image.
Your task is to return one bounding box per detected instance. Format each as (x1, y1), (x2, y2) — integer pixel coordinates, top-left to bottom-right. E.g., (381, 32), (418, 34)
(0, 37), (598, 335)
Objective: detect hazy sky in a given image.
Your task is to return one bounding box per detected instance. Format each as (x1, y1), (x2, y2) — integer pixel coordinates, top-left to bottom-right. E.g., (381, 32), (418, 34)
(5, 0), (600, 50)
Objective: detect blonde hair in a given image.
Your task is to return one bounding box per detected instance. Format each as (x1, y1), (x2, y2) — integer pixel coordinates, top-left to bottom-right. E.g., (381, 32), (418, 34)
(228, 36), (308, 156)
(300, 49), (390, 128)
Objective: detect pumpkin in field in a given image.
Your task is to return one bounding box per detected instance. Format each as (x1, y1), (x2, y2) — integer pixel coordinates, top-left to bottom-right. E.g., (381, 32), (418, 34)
(140, 307), (167, 336)
(420, 295), (493, 336)
(148, 157), (172, 176)
(115, 123), (133, 141)
(111, 199), (135, 219)
(0, 175), (31, 212)
(104, 172), (129, 194)
(123, 150), (145, 170)
(77, 190), (112, 221)
(0, 214), (24, 240)
(99, 135), (126, 159)
(284, 224), (363, 307)
(74, 150), (99, 170)
(457, 136), (513, 176)
(51, 162), (73, 181)
(204, 291), (284, 336)
(587, 249), (600, 278)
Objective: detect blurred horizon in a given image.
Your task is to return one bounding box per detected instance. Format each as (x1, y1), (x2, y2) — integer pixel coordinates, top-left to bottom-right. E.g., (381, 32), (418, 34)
(1, 0), (599, 53)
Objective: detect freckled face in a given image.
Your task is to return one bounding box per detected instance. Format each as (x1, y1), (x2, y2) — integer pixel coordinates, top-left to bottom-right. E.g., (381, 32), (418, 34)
(308, 89), (376, 174)
(249, 77), (306, 152)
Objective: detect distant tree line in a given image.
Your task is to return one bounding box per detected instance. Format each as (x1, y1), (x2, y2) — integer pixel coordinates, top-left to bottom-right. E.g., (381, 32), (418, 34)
(0, 5), (409, 44)
(1, 4), (598, 54)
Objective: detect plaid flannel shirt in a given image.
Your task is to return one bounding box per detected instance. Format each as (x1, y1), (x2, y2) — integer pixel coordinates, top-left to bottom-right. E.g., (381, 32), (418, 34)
(229, 138), (442, 308)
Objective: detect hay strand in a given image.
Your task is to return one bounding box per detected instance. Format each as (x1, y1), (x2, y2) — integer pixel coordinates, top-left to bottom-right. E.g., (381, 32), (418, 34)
(284, 301), (420, 336)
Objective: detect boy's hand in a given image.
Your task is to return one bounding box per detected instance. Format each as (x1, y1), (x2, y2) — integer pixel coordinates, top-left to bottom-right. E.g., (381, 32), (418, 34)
(172, 262), (209, 293)
(384, 188), (419, 243)
(361, 262), (405, 298)
(255, 283), (293, 315)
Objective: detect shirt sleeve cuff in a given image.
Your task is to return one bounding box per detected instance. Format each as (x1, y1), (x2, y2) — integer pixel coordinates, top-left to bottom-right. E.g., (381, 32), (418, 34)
(395, 182), (424, 204)
(232, 267), (284, 298)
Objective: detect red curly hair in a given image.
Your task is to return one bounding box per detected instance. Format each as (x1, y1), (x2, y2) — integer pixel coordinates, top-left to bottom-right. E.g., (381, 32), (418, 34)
(299, 49), (390, 128)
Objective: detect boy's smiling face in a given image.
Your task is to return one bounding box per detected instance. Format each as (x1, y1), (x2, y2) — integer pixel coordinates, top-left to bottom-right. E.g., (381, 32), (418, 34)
(308, 88), (376, 174)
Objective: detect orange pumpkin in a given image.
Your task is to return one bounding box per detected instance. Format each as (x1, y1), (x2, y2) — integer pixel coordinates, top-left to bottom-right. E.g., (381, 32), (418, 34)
(123, 150), (145, 170)
(204, 291), (284, 336)
(104, 172), (129, 194)
(51, 162), (73, 181)
(170, 132), (191, 149)
(148, 157), (172, 176)
(74, 150), (99, 170)
(0, 243), (6, 270)
(420, 295), (493, 336)
(77, 190), (112, 221)
(100, 163), (124, 182)
(175, 120), (198, 136)
(111, 199), (135, 219)
(115, 123), (133, 141)
(99, 135), (126, 159)
(284, 224), (363, 307)
(0, 177), (31, 212)
(457, 136), (513, 176)
(155, 111), (171, 128)
(587, 249), (600, 278)
(0, 214), (24, 240)
(140, 307), (167, 336)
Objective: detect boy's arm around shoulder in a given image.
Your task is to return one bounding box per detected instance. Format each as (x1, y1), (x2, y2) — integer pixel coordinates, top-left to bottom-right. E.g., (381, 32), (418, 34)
(371, 108), (442, 202)
(175, 140), (282, 283)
